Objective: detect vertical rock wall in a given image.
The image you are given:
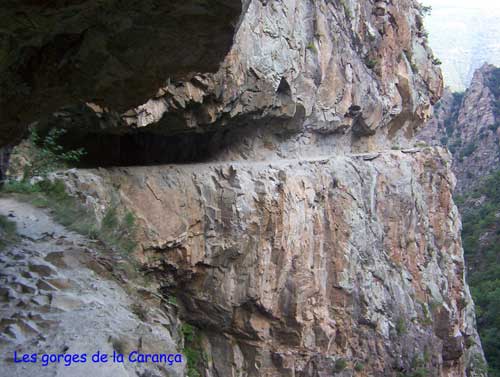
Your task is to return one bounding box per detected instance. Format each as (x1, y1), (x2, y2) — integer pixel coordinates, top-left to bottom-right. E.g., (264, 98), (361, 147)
(60, 148), (487, 376)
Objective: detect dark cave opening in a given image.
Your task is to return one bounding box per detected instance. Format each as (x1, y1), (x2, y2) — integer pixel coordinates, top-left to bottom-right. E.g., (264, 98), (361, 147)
(61, 130), (225, 167)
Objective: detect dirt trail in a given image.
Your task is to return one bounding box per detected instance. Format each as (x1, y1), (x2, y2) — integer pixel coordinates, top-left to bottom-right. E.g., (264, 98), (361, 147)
(0, 197), (184, 377)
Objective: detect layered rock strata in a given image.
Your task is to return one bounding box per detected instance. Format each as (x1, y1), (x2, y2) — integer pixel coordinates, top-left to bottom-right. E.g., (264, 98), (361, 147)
(0, 1), (487, 376)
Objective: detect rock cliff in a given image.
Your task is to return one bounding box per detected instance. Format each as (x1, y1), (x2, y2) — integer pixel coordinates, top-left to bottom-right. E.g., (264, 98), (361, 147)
(0, 0), (487, 376)
(1, 0), (442, 155)
(419, 63), (500, 375)
(419, 64), (500, 193)
(56, 148), (486, 376)
(0, 0), (242, 146)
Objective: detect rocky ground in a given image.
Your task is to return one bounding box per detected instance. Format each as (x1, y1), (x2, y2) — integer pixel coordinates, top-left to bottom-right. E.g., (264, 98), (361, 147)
(0, 197), (185, 377)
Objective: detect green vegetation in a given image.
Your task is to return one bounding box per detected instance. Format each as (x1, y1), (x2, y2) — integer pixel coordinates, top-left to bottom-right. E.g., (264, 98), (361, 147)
(438, 91), (465, 148)
(396, 317), (407, 335)
(21, 127), (86, 179)
(182, 323), (203, 377)
(460, 142), (477, 158)
(2, 126), (136, 255)
(333, 358), (347, 372)
(306, 42), (317, 53)
(459, 170), (500, 376)
(354, 361), (364, 372)
(410, 368), (430, 377)
(0, 214), (18, 250)
(339, 0), (352, 19)
(365, 57), (378, 70)
(432, 57), (442, 65)
(485, 67), (500, 118)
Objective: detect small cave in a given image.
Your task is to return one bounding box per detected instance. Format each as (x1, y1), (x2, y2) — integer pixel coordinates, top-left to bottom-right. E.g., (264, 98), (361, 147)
(59, 130), (226, 167)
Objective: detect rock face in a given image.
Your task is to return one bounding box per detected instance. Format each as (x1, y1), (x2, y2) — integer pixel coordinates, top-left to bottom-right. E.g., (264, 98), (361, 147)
(2, 0), (442, 157)
(0, 0), (242, 145)
(1, 1), (487, 376)
(419, 64), (500, 193)
(118, 0), (443, 144)
(58, 148), (486, 377)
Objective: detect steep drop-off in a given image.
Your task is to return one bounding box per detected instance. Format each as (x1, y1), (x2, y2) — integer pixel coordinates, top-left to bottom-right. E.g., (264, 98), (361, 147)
(419, 63), (500, 376)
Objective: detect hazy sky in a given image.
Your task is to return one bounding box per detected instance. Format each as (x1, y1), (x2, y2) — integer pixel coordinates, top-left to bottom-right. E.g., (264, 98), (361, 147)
(420, 0), (500, 90)
(421, 0), (500, 9)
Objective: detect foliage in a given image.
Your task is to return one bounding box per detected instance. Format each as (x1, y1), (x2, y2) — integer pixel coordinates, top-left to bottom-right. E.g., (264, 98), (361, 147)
(485, 67), (500, 118)
(306, 42), (317, 53)
(339, 0), (352, 19)
(461, 142), (477, 158)
(458, 169), (500, 376)
(354, 361), (364, 372)
(396, 317), (407, 335)
(432, 57), (442, 65)
(22, 127), (86, 179)
(182, 323), (203, 377)
(2, 128), (136, 254)
(410, 368), (430, 377)
(365, 58), (378, 69)
(333, 358), (347, 372)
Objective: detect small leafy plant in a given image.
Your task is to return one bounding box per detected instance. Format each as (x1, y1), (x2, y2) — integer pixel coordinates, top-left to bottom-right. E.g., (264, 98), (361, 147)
(22, 127), (86, 179)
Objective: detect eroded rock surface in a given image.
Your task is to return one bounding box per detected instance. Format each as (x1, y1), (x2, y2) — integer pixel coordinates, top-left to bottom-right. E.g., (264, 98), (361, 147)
(59, 148), (486, 376)
(2, 0), (442, 157)
(0, 0), (243, 146)
(118, 0), (442, 146)
(0, 198), (185, 377)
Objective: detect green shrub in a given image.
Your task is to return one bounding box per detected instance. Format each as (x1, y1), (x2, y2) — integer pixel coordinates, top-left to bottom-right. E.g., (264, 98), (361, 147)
(462, 142), (477, 157)
(182, 323), (203, 377)
(22, 127), (86, 179)
(334, 358), (347, 372)
(365, 58), (378, 69)
(458, 169), (500, 375)
(396, 317), (407, 335)
(339, 0), (352, 19)
(432, 57), (442, 65)
(354, 361), (364, 371)
(411, 368), (430, 377)
(306, 42), (317, 53)
(1, 179), (137, 255)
